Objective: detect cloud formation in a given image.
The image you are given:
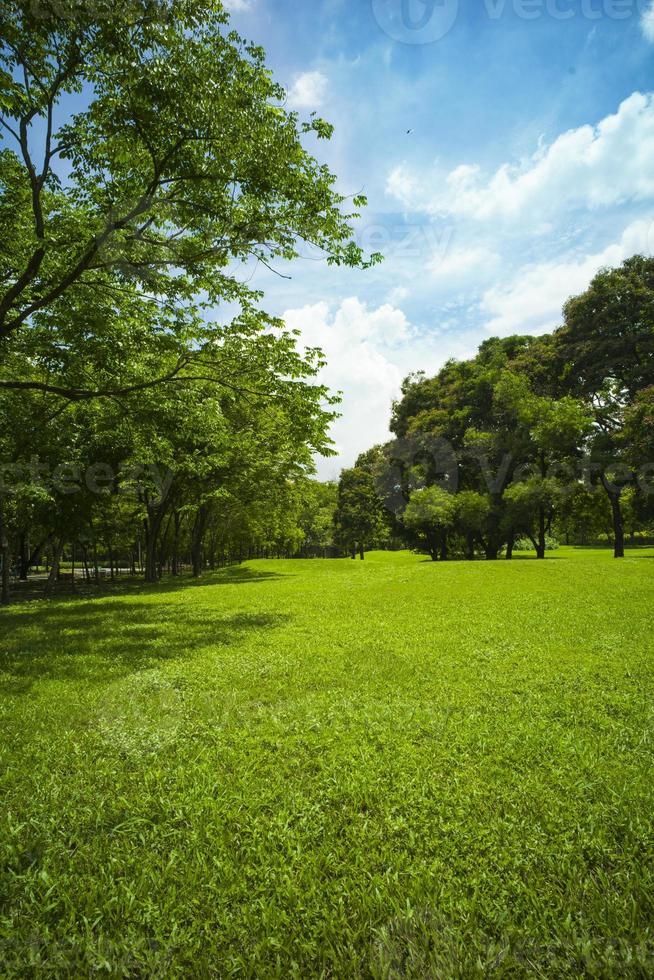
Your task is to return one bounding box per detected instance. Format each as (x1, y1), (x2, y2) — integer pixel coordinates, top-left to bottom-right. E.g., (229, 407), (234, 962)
(287, 71), (329, 110)
(480, 217), (654, 336)
(642, 0), (654, 41)
(387, 93), (654, 221)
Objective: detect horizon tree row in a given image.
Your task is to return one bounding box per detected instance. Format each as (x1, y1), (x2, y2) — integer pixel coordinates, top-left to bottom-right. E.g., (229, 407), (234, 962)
(334, 255), (654, 561)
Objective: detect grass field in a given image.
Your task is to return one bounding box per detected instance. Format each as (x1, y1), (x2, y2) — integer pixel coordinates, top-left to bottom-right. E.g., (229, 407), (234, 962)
(1, 548), (653, 977)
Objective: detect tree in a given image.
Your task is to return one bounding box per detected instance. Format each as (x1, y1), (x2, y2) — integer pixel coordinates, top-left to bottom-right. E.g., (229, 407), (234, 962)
(454, 491), (491, 560)
(492, 372), (593, 558)
(0, 0), (377, 366)
(554, 256), (654, 557)
(503, 478), (560, 560)
(403, 486), (456, 561)
(558, 256), (654, 402)
(334, 468), (387, 559)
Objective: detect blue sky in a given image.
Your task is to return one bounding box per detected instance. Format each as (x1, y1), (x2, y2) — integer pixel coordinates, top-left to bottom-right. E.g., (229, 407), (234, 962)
(222, 0), (654, 477)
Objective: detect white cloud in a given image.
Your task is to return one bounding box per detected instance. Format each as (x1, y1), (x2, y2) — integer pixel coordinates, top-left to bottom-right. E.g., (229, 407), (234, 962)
(287, 71), (328, 110)
(387, 93), (654, 222)
(385, 165), (418, 207)
(283, 298), (470, 477)
(386, 285), (409, 305)
(222, 0), (252, 10)
(480, 217), (654, 336)
(642, 1), (654, 41)
(430, 245), (499, 280)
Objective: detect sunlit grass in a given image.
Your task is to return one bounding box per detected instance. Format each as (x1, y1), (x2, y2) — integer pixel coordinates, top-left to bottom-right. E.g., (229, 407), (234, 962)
(1, 548), (653, 976)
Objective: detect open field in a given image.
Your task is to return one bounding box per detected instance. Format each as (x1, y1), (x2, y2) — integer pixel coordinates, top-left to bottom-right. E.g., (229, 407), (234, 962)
(1, 548), (654, 977)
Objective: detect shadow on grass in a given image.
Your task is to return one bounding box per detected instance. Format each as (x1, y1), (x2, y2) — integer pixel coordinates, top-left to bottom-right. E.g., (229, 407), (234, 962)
(6, 563), (289, 605)
(418, 554), (565, 563)
(0, 572), (290, 693)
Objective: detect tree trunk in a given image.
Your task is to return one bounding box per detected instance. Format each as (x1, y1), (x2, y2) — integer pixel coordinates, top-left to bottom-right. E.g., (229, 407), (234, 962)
(18, 531), (29, 580)
(191, 505), (209, 578)
(466, 532), (475, 561)
(143, 495), (170, 583)
(536, 506), (546, 560)
(171, 510), (181, 576)
(359, 542), (364, 560)
(0, 493), (10, 605)
(439, 533), (448, 562)
(601, 477), (625, 559)
(144, 517), (160, 583)
(505, 533), (514, 561)
(44, 539), (62, 596)
(26, 534), (50, 576)
(91, 535), (100, 583)
(81, 545), (91, 583)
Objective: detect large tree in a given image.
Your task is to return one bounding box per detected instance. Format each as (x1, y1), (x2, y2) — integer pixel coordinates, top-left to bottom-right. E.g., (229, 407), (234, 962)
(0, 0), (377, 396)
(554, 257), (654, 556)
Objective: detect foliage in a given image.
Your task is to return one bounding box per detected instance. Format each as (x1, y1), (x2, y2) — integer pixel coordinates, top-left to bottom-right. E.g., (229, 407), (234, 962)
(403, 485), (456, 560)
(0, 0), (378, 599)
(333, 467), (388, 558)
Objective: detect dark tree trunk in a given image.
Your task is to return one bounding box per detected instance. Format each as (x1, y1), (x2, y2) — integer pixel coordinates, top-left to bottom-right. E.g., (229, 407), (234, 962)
(91, 535), (100, 583)
(191, 505), (209, 578)
(44, 539), (62, 596)
(171, 510), (181, 576)
(207, 531), (218, 571)
(359, 543), (364, 560)
(143, 496), (170, 583)
(439, 533), (448, 562)
(18, 532), (29, 580)
(601, 477), (625, 559)
(26, 534), (50, 576)
(0, 493), (10, 605)
(466, 532), (475, 561)
(536, 506), (546, 560)
(81, 545), (91, 583)
(144, 526), (159, 582)
(505, 533), (514, 561)
(609, 492), (625, 558)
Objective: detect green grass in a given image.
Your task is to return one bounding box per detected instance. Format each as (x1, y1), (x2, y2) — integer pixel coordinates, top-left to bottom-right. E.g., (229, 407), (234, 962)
(1, 548), (654, 977)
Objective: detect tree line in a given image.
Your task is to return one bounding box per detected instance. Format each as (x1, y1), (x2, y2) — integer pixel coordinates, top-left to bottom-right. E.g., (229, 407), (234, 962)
(333, 256), (654, 562)
(0, 0), (379, 602)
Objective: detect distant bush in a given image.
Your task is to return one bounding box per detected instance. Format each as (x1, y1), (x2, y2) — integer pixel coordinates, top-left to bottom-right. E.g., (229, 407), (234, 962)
(514, 536), (560, 552)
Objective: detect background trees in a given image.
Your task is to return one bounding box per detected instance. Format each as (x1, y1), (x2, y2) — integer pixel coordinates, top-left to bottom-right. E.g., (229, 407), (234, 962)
(370, 257), (654, 562)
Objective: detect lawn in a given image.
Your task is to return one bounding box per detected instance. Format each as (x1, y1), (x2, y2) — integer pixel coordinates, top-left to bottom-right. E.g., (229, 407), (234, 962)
(1, 548), (653, 977)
